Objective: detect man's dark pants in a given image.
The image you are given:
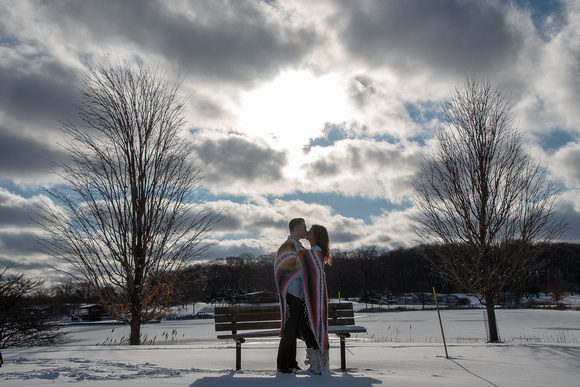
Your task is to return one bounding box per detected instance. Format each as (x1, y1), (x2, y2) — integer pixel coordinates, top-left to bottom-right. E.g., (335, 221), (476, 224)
(277, 294), (316, 370)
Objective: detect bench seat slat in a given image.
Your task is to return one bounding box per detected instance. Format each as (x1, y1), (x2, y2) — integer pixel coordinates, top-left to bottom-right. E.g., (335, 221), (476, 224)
(217, 329), (280, 340)
(215, 321), (281, 332)
(217, 325), (366, 340)
(329, 325), (367, 334)
(216, 318), (356, 329)
(214, 311), (280, 323)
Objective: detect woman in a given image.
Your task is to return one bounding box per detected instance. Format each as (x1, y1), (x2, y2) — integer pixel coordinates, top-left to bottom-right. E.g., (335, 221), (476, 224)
(299, 224), (331, 374)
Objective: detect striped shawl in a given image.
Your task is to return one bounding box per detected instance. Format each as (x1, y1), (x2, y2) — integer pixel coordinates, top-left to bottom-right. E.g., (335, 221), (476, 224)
(300, 247), (329, 351)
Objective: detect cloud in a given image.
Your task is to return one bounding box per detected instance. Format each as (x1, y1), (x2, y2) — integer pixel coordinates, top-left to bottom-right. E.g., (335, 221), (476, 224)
(510, 2), (580, 136)
(549, 141), (580, 188)
(301, 138), (422, 200)
(334, 0), (524, 77)
(0, 190), (59, 276)
(206, 197), (367, 254)
(204, 195), (413, 257)
(0, 58), (80, 127)
(0, 229), (38, 255)
(194, 132), (289, 194)
(304, 121), (370, 150)
(0, 129), (67, 187)
(34, 0), (319, 86)
(0, 189), (47, 229)
(367, 208), (417, 248)
(193, 129), (424, 202)
(556, 190), (580, 244)
(208, 199), (288, 235)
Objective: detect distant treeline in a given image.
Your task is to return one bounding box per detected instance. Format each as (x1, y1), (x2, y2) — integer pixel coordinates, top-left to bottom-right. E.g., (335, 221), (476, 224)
(173, 242), (580, 305)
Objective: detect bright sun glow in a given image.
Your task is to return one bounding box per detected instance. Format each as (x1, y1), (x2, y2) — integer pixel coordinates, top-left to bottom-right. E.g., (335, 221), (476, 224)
(235, 70), (354, 150)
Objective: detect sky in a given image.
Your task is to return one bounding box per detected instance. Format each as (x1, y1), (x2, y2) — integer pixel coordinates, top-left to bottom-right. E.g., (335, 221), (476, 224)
(1, 0), (580, 279)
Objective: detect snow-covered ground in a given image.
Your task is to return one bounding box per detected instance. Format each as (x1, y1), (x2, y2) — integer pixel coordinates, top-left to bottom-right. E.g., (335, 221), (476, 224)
(2, 300), (580, 386)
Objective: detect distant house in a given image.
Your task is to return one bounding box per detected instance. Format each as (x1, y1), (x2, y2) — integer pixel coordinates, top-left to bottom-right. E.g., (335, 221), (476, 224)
(195, 307), (214, 319)
(71, 304), (111, 322)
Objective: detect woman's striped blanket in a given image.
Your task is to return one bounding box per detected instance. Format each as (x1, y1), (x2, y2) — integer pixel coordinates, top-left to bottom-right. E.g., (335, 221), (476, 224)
(274, 239), (329, 351)
(300, 247), (329, 351)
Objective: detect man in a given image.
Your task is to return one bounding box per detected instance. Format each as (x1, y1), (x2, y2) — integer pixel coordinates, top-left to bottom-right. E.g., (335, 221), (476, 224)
(274, 217), (313, 373)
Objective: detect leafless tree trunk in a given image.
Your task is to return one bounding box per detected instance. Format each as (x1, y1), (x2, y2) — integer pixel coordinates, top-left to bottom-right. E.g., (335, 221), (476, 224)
(37, 59), (220, 345)
(411, 77), (565, 342)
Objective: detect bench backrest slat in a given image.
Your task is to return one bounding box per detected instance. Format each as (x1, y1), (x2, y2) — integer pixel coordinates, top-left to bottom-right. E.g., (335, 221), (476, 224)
(329, 309), (354, 319)
(214, 302), (357, 333)
(328, 318), (356, 326)
(215, 305), (279, 314)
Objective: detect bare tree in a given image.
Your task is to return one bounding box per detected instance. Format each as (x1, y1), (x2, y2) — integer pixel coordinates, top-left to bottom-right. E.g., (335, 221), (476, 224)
(0, 265), (65, 349)
(38, 59), (220, 345)
(411, 77), (565, 342)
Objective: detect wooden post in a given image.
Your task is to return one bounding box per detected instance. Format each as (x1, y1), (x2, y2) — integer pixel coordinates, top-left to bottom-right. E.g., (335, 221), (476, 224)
(432, 287), (449, 359)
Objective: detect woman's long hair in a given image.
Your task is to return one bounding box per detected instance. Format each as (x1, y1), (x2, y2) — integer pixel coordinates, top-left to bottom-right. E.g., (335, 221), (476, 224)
(312, 224), (331, 265)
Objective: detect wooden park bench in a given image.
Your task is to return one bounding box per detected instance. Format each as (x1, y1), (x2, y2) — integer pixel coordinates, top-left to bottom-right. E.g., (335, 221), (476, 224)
(214, 302), (366, 371)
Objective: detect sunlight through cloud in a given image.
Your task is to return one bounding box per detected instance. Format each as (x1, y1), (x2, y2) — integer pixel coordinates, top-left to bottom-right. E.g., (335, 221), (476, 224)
(235, 70), (355, 150)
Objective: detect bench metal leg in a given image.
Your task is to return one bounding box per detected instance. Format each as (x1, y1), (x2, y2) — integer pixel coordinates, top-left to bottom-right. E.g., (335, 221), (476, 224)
(339, 333), (351, 371)
(234, 338), (245, 370)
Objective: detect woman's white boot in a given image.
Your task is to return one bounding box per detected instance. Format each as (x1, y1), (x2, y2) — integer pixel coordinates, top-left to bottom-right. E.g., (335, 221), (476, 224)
(320, 349), (330, 373)
(305, 348), (322, 375)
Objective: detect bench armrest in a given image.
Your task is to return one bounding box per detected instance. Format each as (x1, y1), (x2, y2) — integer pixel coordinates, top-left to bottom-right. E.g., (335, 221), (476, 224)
(328, 325), (367, 335)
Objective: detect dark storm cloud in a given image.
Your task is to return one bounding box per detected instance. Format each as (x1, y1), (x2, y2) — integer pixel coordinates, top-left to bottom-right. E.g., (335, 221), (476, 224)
(331, 230), (362, 244)
(0, 128), (67, 179)
(41, 0), (319, 86)
(214, 212), (243, 232)
(324, 216), (365, 244)
(0, 231), (38, 255)
(0, 57), (78, 182)
(557, 199), (580, 244)
(196, 135), (287, 185)
(333, 0), (524, 75)
(216, 205), (286, 234)
(0, 59), (80, 125)
(303, 140), (416, 178)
